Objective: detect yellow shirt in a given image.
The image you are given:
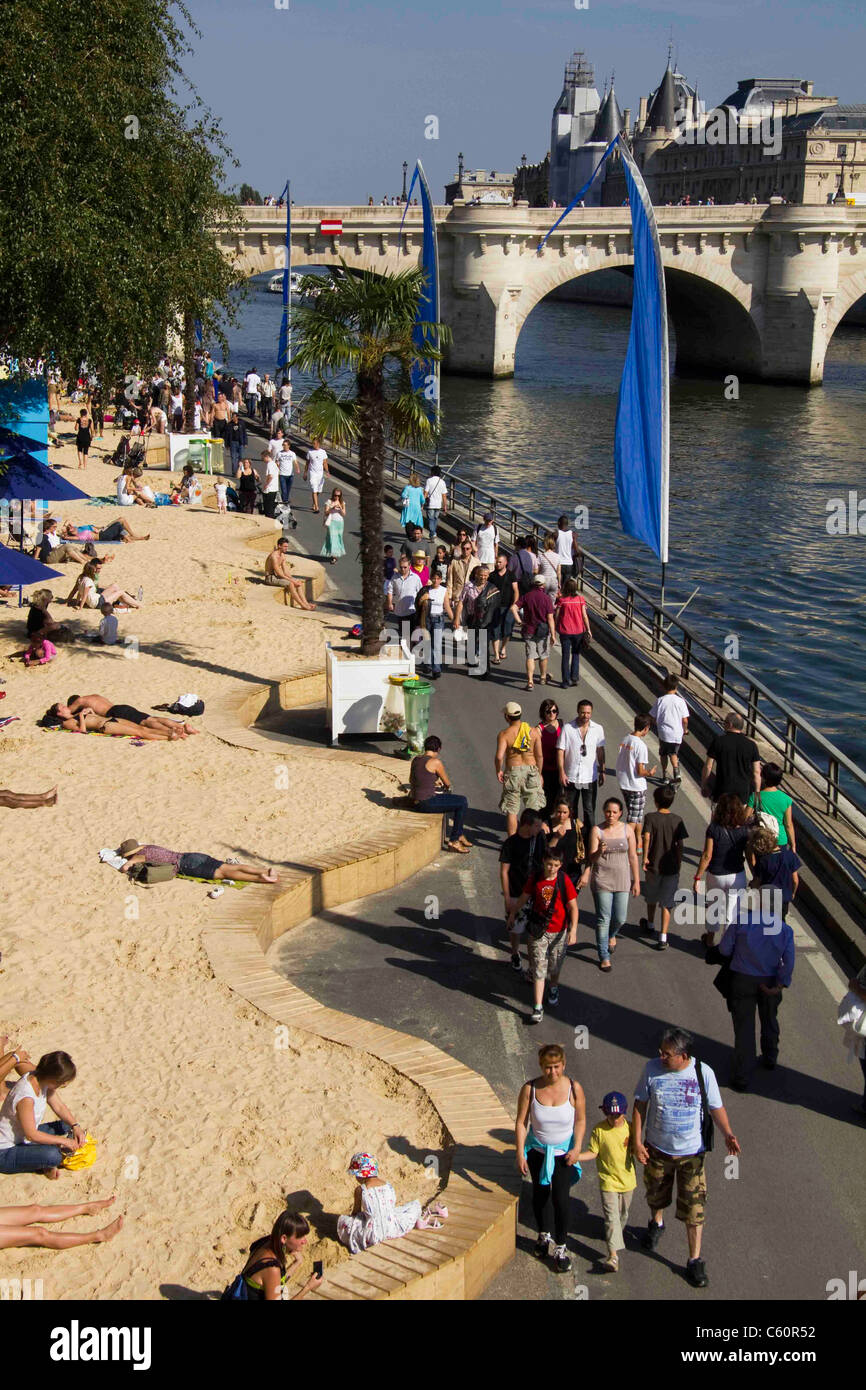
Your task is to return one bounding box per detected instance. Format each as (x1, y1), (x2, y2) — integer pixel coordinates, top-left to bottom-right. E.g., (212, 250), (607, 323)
(589, 1119), (636, 1193)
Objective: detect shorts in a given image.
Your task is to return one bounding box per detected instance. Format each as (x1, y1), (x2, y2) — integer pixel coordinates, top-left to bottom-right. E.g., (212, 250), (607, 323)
(643, 870), (679, 909)
(525, 634), (551, 661)
(177, 852), (223, 880)
(527, 928), (569, 981)
(308, 473), (324, 494)
(659, 740), (681, 757)
(265, 574), (292, 587)
(623, 789), (646, 822)
(499, 764), (546, 817)
(98, 521), (125, 542)
(107, 704), (148, 724)
(644, 1147), (706, 1225)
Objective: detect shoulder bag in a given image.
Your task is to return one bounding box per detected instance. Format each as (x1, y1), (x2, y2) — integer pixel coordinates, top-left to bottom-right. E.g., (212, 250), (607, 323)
(694, 1058), (715, 1153)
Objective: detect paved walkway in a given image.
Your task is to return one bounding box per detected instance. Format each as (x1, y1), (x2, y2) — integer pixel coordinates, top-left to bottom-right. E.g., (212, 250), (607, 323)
(259, 454), (866, 1302)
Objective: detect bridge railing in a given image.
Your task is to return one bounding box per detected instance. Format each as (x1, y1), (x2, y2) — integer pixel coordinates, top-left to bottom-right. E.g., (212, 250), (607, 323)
(283, 404), (866, 838)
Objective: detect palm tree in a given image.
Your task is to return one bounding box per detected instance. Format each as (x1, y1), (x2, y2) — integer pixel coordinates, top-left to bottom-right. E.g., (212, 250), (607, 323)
(291, 263), (448, 656)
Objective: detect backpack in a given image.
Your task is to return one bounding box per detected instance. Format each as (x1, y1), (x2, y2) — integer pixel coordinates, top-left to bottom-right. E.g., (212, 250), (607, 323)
(220, 1255), (281, 1301)
(525, 869), (570, 940)
(127, 862), (178, 885)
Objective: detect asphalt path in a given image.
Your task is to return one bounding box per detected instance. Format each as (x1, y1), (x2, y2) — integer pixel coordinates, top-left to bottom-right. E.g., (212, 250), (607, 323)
(258, 456), (866, 1304)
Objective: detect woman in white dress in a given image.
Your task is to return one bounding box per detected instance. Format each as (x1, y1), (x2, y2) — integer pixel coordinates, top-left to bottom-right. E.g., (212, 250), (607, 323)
(476, 513), (499, 568)
(336, 1152), (448, 1254)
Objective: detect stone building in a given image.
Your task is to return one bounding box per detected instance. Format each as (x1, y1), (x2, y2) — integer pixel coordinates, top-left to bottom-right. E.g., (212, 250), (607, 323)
(549, 51), (603, 206)
(444, 155), (513, 206)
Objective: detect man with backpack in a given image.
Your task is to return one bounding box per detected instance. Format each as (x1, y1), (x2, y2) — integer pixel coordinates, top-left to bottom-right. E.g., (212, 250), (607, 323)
(631, 1027), (740, 1289)
(511, 575), (557, 691)
(507, 847), (578, 1023)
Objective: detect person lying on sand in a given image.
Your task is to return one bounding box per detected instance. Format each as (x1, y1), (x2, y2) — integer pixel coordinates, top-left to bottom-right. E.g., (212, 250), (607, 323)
(0, 1196), (122, 1251)
(57, 516), (148, 545)
(41, 704), (183, 741)
(116, 840), (280, 884)
(0, 786), (58, 809)
(65, 694), (199, 737)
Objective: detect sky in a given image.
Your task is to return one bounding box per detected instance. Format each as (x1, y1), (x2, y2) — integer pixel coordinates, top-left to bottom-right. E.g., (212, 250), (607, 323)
(183, 0), (864, 204)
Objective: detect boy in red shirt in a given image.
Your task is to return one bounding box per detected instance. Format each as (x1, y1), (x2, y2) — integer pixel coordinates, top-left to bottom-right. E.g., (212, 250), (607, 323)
(508, 849), (578, 1023)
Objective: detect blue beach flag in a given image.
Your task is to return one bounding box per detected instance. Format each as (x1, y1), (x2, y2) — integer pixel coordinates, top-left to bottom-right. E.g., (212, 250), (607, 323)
(276, 180), (291, 378)
(538, 136), (669, 564)
(399, 162), (440, 424)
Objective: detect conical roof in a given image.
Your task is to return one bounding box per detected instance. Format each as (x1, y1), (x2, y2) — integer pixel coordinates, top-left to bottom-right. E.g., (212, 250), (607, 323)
(589, 85), (624, 142)
(647, 64), (677, 129)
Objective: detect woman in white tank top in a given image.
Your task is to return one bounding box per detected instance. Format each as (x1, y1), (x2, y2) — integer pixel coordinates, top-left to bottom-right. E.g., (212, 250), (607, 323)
(515, 1042), (586, 1273)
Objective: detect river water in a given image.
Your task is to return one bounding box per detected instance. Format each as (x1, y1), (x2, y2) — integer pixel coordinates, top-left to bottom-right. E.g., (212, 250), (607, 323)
(224, 274), (866, 775)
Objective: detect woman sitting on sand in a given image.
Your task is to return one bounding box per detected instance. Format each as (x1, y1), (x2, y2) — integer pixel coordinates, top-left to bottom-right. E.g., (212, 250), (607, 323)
(27, 590), (69, 643)
(65, 694), (199, 738)
(0, 1049), (83, 1178)
(66, 560), (142, 612)
(41, 704), (182, 741)
(230, 1211), (322, 1301)
(336, 1152), (448, 1254)
(116, 840), (280, 884)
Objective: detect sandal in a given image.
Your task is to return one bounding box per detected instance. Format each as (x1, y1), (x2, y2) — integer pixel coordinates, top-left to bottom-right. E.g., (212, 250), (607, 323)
(525, 682), (534, 691)
(426, 1201), (449, 1219)
(609, 937), (618, 953)
(446, 841), (471, 853)
(599, 960), (612, 972)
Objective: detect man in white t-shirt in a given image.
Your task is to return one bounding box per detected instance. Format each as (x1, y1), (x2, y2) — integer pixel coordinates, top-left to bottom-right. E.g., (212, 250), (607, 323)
(616, 713), (656, 847)
(386, 555), (422, 620)
(556, 697), (605, 827)
(244, 370), (261, 417)
(259, 373), (276, 426)
(649, 674), (690, 784)
(423, 468), (448, 539)
(276, 443), (298, 508)
(259, 449), (279, 519)
(304, 438), (329, 513)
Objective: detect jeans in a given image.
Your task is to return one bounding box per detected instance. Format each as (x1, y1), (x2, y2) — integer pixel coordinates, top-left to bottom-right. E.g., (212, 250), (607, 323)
(729, 971), (782, 1085)
(861, 1056), (866, 1105)
(279, 475), (294, 506)
(229, 442), (242, 472)
(427, 613), (445, 675)
(568, 781), (598, 828)
(593, 889), (629, 961)
(261, 397), (273, 424)
(427, 509), (440, 538)
(246, 393), (258, 417)
(559, 632), (584, 685)
(527, 1148), (573, 1247)
(415, 792), (467, 841)
(0, 1121), (71, 1174)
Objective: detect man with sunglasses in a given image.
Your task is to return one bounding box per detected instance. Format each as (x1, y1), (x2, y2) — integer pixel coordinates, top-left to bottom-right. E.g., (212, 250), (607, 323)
(557, 699), (605, 828)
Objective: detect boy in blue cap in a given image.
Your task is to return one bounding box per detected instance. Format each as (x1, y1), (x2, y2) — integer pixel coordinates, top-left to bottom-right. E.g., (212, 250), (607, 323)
(578, 1091), (636, 1272)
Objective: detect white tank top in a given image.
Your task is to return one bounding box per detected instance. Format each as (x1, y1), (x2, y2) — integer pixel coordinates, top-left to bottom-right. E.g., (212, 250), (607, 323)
(530, 1081), (575, 1146)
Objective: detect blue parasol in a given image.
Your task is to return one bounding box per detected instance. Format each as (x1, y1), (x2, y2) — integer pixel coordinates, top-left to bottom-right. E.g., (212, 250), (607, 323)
(0, 542), (62, 587)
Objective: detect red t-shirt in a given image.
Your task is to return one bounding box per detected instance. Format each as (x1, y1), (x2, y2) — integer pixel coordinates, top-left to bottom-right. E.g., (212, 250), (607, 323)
(526, 872), (577, 933)
(555, 594), (588, 635)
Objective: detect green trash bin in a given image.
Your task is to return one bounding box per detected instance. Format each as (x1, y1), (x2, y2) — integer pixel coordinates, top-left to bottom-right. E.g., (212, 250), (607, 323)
(400, 678), (433, 758)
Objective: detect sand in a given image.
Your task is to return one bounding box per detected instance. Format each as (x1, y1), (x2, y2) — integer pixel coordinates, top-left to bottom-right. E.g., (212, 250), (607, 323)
(0, 421), (448, 1299)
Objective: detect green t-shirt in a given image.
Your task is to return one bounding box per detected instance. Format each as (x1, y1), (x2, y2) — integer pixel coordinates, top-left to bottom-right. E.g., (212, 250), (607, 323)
(748, 788), (793, 846)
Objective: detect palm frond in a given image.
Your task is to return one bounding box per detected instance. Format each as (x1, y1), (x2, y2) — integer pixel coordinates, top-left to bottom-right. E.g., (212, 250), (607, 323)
(386, 388), (439, 452)
(300, 387), (358, 448)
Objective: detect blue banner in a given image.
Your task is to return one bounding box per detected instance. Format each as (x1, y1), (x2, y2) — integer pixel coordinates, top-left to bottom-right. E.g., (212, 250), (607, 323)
(276, 180), (291, 376)
(613, 143), (669, 563)
(400, 162), (440, 423)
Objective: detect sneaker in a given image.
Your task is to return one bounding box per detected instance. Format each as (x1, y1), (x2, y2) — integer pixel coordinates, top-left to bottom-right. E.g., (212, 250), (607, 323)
(673, 771), (682, 783)
(533, 1232), (551, 1259)
(548, 985), (560, 1007)
(530, 1005), (544, 1024)
(642, 1220), (664, 1250)
(552, 1244), (572, 1273)
(686, 1257), (709, 1288)
(510, 952), (522, 972)
(656, 937), (668, 951)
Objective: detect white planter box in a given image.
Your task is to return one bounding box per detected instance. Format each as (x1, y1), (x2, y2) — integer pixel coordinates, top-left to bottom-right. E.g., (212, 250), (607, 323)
(326, 641), (415, 745)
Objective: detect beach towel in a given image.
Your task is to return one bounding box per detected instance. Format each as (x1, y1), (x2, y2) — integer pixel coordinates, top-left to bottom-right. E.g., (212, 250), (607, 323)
(42, 725), (146, 742)
(0, 716), (20, 729)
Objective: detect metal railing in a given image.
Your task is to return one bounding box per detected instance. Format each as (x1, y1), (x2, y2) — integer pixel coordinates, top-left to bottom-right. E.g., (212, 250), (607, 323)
(281, 403), (866, 840)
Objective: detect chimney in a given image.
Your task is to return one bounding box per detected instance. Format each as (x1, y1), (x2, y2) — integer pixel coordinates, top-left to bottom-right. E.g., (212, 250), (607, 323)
(623, 108), (631, 136)
(638, 95), (648, 129)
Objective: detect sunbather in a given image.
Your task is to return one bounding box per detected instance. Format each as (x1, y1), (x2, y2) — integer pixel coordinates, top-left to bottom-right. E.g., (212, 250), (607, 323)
(65, 694), (200, 737)
(41, 704), (182, 740)
(117, 840), (280, 884)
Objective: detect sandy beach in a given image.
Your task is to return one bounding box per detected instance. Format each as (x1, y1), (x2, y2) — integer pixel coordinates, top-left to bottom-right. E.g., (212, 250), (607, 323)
(0, 424), (448, 1299)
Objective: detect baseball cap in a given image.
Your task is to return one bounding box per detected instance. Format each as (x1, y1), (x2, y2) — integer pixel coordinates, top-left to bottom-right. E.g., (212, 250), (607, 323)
(600, 1091), (628, 1115)
(504, 701), (522, 718)
(532, 574), (546, 586)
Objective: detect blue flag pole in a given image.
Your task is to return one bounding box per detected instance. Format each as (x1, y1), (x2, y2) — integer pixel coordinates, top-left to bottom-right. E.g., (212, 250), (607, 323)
(276, 180), (291, 385)
(399, 162), (440, 430)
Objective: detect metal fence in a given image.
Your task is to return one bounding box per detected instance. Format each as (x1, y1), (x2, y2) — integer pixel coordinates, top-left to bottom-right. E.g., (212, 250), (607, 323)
(282, 403), (866, 838)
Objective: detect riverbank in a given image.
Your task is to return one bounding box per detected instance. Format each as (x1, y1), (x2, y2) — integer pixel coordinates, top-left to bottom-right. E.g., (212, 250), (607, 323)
(0, 425), (447, 1299)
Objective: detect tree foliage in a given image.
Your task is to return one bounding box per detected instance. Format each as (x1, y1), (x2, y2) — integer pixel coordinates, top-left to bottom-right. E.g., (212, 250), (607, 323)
(0, 0), (243, 379)
(292, 263), (449, 653)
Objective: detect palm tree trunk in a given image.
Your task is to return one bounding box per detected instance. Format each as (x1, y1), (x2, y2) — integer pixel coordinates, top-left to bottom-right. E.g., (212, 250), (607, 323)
(182, 307), (196, 433)
(356, 364), (386, 655)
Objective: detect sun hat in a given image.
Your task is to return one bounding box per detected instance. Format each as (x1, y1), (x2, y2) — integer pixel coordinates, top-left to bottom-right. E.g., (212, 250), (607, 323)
(532, 574), (546, 585)
(600, 1091), (628, 1115)
(504, 701), (522, 719)
(348, 1152), (378, 1178)
(412, 549), (428, 559)
(117, 839), (140, 857)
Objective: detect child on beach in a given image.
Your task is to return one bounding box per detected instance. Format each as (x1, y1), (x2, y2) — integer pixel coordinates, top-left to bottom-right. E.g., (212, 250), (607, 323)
(97, 604), (119, 646)
(336, 1152), (448, 1254)
(23, 634), (57, 667)
(215, 481), (228, 514)
(640, 784), (688, 950)
(578, 1091), (636, 1272)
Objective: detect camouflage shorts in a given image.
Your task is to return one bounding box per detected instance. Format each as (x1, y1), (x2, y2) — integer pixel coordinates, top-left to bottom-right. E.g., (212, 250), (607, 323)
(644, 1147), (707, 1225)
(499, 765), (546, 817)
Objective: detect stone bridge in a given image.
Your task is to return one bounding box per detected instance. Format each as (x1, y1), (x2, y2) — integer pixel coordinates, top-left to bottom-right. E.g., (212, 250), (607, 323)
(219, 203), (866, 384)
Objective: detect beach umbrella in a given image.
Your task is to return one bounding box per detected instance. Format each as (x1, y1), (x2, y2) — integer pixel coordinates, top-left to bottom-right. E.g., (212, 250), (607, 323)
(0, 542), (61, 587)
(0, 425), (51, 457)
(0, 451), (90, 504)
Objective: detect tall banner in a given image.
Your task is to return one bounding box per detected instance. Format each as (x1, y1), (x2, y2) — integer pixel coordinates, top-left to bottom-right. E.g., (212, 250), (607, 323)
(400, 161), (440, 424)
(276, 181), (291, 379)
(613, 143), (670, 563)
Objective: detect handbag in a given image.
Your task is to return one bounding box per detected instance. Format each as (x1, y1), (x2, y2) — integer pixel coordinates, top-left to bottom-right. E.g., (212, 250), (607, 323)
(694, 1058), (715, 1153)
(753, 793), (780, 840)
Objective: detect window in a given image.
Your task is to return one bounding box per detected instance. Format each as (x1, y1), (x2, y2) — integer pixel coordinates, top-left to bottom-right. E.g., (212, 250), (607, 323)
(837, 144), (848, 158)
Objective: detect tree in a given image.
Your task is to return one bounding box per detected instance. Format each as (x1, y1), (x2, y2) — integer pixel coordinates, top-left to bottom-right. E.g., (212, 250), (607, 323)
(238, 182), (263, 205)
(0, 0), (243, 392)
(291, 264), (448, 655)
